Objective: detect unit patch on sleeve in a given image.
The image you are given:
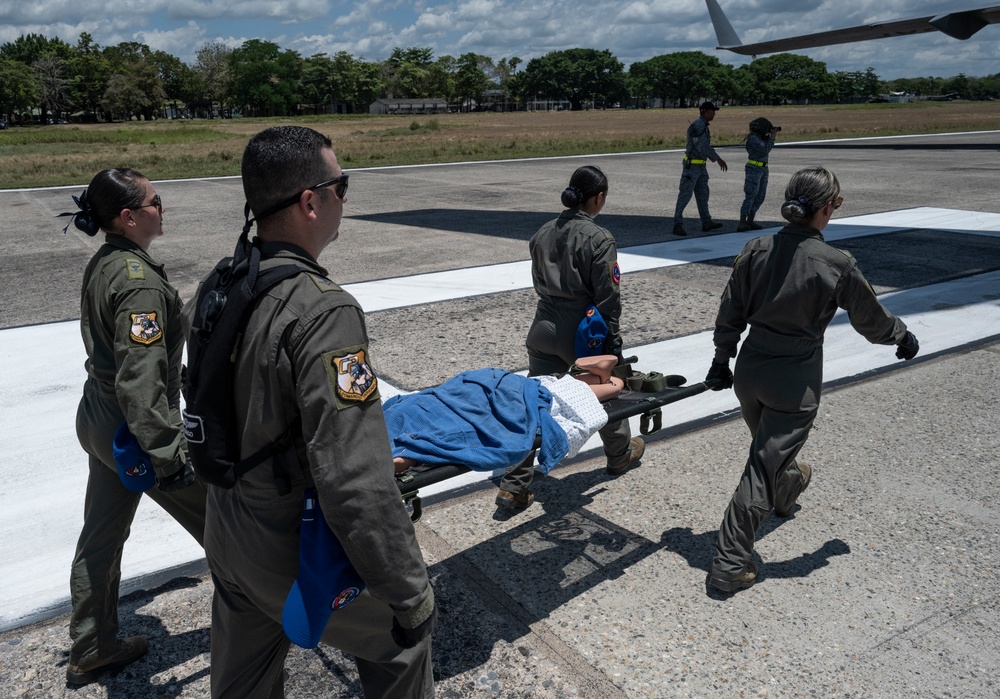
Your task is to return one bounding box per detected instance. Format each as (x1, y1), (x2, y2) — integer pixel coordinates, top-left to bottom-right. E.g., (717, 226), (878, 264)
(125, 258), (146, 280)
(609, 260), (621, 285)
(129, 312), (163, 345)
(322, 345), (380, 408)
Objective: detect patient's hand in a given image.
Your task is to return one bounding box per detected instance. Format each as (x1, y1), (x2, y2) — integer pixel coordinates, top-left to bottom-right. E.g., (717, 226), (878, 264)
(394, 456), (417, 473)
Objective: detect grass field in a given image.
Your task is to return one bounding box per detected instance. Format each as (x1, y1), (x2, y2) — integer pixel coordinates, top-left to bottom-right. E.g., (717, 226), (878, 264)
(2, 101), (998, 188)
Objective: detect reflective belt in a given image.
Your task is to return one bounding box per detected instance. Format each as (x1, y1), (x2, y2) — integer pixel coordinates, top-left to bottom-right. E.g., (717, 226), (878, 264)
(684, 157), (707, 165)
(747, 159), (768, 167)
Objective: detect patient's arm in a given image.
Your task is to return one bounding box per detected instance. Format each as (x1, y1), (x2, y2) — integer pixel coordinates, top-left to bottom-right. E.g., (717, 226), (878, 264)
(574, 372), (624, 402)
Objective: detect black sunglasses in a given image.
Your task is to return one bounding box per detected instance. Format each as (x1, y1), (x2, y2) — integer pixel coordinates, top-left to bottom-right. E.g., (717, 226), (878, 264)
(132, 194), (162, 212)
(255, 173), (349, 223)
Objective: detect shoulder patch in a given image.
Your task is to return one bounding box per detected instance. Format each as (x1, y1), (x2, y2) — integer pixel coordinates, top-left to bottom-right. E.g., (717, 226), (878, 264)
(129, 312), (163, 345)
(322, 345), (380, 408)
(125, 258), (146, 280)
(309, 274), (343, 293)
(609, 260), (621, 285)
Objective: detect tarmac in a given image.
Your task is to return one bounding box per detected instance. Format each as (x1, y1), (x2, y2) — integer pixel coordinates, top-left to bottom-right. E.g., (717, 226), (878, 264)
(1, 129), (999, 698)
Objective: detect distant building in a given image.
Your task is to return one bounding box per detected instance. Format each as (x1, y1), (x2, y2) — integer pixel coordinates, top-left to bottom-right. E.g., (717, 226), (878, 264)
(525, 99), (572, 112)
(369, 98), (448, 115)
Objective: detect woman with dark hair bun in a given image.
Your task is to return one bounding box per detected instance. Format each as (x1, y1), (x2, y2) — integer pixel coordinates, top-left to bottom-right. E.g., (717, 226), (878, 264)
(60, 169), (206, 686)
(704, 166), (920, 593)
(496, 165), (644, 511)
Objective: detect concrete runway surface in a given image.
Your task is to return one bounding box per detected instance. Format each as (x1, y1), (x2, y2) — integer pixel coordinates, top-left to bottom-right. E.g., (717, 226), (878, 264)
(1, 130), (999, 697)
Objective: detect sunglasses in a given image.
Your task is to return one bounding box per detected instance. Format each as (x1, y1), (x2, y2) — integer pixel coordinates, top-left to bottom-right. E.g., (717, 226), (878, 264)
(253, 173), (349, 223)
(313, 173), (349, 200)
(132, 194), (162, 212)
(832, 195), (843, 210)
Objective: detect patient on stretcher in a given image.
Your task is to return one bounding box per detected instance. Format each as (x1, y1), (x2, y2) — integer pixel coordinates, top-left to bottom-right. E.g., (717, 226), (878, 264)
(387, 356), (624, 473)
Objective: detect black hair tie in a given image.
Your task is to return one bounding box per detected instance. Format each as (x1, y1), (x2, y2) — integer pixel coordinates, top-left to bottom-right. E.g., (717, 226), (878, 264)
(784, 194), (812, 215)
(57, 190), (99, 236)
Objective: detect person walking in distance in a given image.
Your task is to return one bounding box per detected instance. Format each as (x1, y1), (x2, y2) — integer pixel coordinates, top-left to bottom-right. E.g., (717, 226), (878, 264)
(672, 101), (728, 236)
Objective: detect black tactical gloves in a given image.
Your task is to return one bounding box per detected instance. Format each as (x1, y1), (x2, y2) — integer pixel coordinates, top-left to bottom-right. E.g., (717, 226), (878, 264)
(391, 600), (438, 649)
(158, 456), (197, 492)
(895, 331), (919, 361)
(706, 359), (734, 390)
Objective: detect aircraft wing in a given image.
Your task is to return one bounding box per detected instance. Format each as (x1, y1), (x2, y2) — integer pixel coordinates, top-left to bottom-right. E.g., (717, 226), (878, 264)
(711, 4), (1000, 56)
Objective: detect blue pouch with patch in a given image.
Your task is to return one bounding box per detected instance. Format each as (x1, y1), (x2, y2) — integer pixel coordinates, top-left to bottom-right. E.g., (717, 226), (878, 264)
(112, 421), (156, 492)
(282, 489), (366, 648)
(575, 305), (609, 358)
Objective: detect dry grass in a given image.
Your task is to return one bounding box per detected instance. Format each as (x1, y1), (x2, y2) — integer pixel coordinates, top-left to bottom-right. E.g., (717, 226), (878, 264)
(2, 101), (998, 188)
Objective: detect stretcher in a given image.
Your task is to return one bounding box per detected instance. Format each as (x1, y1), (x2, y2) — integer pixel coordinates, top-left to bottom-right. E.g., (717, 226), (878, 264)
(395, 371), (722, 521)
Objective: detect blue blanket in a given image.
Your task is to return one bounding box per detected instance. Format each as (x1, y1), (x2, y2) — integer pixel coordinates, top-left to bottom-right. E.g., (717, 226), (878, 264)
(383, 369), (569, 474)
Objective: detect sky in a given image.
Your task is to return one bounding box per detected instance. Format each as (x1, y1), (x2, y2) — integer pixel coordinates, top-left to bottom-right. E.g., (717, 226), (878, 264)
(0, 0), (998, 79)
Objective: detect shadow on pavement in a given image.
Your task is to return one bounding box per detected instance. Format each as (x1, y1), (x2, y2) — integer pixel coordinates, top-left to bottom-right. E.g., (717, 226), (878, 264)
(55, 576), (210, 696)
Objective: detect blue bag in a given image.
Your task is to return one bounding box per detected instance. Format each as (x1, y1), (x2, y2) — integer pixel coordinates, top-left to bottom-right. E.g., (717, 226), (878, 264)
(574, 305), (608, 358)
(112, 421), (156, 492)
(282, 489), (366, 648)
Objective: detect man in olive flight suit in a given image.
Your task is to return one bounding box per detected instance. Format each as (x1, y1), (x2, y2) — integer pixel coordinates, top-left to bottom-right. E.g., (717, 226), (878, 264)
(673, 101), (728, 236)
(203, 126), (436, 698)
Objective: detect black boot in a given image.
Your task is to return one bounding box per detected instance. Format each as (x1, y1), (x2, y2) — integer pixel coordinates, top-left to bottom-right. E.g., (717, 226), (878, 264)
(736, 216), (750, 232)
(747, 215), (763, 231)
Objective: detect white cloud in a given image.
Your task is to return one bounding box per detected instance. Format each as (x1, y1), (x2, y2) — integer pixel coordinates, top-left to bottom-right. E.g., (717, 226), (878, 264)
(0, 0), (996, 77)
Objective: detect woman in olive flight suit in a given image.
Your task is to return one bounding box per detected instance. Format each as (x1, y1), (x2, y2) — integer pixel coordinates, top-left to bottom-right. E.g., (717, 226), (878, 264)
(61, 168), (206, 685)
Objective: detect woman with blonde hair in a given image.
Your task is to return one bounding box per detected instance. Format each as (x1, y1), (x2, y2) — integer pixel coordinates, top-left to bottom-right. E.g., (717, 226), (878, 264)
(705, 166), (919, 593)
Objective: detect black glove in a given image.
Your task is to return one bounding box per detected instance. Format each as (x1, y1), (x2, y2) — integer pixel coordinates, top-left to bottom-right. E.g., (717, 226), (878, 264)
(705, 360), (734, 390)
(895, 331), (919, 361)
(158, 457), (197, 492)
(391, 601), (438, 649)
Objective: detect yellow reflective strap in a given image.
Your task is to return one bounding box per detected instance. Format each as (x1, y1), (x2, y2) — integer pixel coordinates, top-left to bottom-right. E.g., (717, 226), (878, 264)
(684, 158), (707, 165)
(747, 159), (767, 167)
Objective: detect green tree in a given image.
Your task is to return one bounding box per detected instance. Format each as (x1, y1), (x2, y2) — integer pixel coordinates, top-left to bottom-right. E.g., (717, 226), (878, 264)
(0, 33), (71, 65)
(33, 55), (72, 119)
(101, 60), (166, 120)
(353, 59), (383, 109)
(321, 52), (385, 112)
(0, 33), (72, 120)
(427, 55), (456, 102)
(860, 67), (883, 99)
(228, 39), (302, 117)
(454, 52), (493, 109)
(944, 73), (970, 98)
(68, 33), (110, 117)
(301, 53), (334, 107)
(833, 70), (865, 103)
(195, 42), (232, 114)
(0, 58), (41, 120)
(103, 41), (152, 71)
(383, 47), (437, 98)
(627, 52), (728, 107)
(517, 48), (626, 110)
(493, 56), (521, 109)
(150, 50), (197, 115)
(749, 53), (835, 104)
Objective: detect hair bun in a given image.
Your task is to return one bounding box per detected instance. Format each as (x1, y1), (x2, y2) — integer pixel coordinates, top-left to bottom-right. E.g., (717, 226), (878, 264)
(783, 194), (812, 215)
(561, 185), (584, 208)
(58, 190), (100, 236)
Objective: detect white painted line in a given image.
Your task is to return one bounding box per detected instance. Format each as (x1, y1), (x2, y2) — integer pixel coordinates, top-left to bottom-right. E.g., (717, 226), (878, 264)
(349, 207), (1000, 312)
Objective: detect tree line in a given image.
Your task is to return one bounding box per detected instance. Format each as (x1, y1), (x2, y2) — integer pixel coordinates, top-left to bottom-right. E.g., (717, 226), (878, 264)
(1, 32), (998, 124)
